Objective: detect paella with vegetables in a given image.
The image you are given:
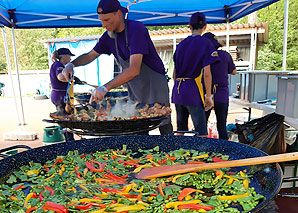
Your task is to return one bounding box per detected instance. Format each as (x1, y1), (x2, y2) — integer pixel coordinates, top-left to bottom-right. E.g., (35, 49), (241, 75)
(0, 146), (264, 212)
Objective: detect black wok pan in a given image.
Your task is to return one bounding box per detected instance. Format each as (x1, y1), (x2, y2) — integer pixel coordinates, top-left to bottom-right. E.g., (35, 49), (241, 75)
(0, 135), (282, 212)
(43, 115), (166, 135)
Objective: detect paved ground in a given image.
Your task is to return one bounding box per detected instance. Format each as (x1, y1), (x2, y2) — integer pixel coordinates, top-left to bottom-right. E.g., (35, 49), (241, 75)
(0, 96), (262, 150)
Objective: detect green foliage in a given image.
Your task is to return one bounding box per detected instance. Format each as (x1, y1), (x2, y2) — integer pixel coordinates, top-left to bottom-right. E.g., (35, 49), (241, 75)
(256, 0), (298, 70)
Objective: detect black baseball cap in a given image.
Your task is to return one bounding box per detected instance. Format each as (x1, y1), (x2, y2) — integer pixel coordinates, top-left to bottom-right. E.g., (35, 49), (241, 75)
(189, 12), (206, 27)
(97, 0), (128, 14)
(203, 32), (222, 49)
(57, 48), (75, 56)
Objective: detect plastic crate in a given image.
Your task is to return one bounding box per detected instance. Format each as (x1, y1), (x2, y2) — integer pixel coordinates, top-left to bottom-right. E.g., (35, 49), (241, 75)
(239, 71), (279, 103)
(276, 75), (298, 118)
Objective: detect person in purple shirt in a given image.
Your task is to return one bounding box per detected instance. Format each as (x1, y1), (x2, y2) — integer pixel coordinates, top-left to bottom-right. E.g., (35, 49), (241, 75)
(50, 48), (75, 116)
(202, 32), (237, 139)
(60, 0), (172, 134)
(172, 12), (219, 136)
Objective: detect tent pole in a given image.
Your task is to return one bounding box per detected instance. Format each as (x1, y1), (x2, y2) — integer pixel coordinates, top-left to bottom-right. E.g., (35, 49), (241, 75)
(11, 27), (26, 127)
(282, 0), (289, 71)
(1, 26), (21, 126)
(226, 20), (230, 53)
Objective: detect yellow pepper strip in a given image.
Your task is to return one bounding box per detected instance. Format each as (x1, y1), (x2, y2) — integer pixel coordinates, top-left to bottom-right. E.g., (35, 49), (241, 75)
(59, 164), (66, 176)
(148, 159), (159, 167)
(133, 165), (153, 173)
(172, 173), (198, 183)
(243, 179), (249, 188)
(138, 200), (149, 206)
(182, 151), (190, 157)
(66, 187), (77, 192)
(185, 195), (192, 200)
(9, 195), (18, 201)
(224, 175), (239, 185)
(65, 181), (70, 185)
(240, 171), (246, 177)
(148, 196), (154, 201)
(95, 192), (109, 198)
(83, 168), (88, 176)
(226, 178), (234, 185)
(217, 192), (250, 201)
(43, 173), (56, 181)
(112, 204), (147, 212)
(123, 182), (137, 193)
(213, 170), (224, 184)
(132, 186), (144, 193)
(149, 178), (156, 182)
(26, 169), (39, 176)
(79, 184), (91, 194)
(89, 209), (106, 213)
(191, 154), (209, 159)
(24, 192), (34, 207)
(165, 200), (202, 209)
(198, 209), (207, 212)
(223, 175), (239, 181)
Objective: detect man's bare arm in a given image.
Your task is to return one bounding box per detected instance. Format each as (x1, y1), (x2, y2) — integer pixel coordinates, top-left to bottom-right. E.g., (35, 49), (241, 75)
(72, 49), (100, 67)
(203, 65), (212, 98)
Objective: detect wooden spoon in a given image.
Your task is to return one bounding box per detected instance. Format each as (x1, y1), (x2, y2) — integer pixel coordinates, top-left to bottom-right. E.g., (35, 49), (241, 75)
(137, 152), (298, 179)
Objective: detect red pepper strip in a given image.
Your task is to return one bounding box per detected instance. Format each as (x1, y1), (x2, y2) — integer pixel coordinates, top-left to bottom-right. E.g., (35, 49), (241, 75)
(159, 182), (165, 197)
(52, 158), (63, 168)
(228, 171), (236, 175)
(122, 194), (139, 198)
(85, 161), (105, 173)
(43, 201), (68, 213)
(116, 151), (126, 154)
(13, 185), (24, 190)
(102, 188), (123, 193)
(121, 174), (129, 178)
(144, 155), (153, 159)
(150, 193), (158, 196)
(44, 186), (55, 196)
(187, 161), (206, 164)
(80, 154), (87, 159)
(75, 166), (83, 180)
(111, 155), (119, 160)
(103, 172), (125, 182)
(179, 204), (214, 211)
(25, 206), (37, 213)
(212, 156), (227, 162)
(43, 164), (50, 172)
(32, 192), (38, 199)
(118, 160), (140, 167)
(178, 188), (198, 201)
(39, 190), (45, 201)
(89, 203), (107, 208)
(75, 203), (92, 210)
(137, 194), (143, 202)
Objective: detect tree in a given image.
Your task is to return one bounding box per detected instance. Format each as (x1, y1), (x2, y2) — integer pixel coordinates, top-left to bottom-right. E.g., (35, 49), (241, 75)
(256, 0), (298, 70)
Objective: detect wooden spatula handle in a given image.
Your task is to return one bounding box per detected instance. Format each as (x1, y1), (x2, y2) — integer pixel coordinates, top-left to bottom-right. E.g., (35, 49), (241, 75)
(137, 152), (298, 179)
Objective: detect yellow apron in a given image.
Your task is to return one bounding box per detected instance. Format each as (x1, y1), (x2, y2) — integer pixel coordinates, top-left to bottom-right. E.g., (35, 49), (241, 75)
(176, 70), (205, 106)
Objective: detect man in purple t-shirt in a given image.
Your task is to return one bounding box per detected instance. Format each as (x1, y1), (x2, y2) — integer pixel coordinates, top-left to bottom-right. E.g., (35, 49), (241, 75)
(203, 32), (237, 139)
(60, 0), (172, 134)
(172, 12), (219, 136)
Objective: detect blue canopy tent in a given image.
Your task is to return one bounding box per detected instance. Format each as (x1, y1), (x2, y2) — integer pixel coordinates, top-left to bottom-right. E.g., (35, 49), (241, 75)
(1, 0), (279, 28)
(0, 0), (282, 127)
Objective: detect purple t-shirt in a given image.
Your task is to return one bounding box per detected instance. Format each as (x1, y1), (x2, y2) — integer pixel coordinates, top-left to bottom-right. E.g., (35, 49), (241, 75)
(171, 35), (219, 106)
(93, 20), (165, 75)
(50, 61), (68, 103)
(211, 50), (236, 103)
